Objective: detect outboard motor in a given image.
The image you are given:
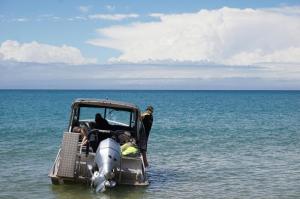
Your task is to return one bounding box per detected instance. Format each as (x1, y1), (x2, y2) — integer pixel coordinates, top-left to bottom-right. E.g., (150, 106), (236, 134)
(91, 138), (121, 192)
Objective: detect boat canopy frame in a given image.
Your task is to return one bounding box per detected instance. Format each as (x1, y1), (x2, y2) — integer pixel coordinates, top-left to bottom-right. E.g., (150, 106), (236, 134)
(68, 98), (142, 138)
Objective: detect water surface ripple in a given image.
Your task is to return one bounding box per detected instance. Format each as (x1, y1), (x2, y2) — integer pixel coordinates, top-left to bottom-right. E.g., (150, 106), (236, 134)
(0, 90), (299, 199)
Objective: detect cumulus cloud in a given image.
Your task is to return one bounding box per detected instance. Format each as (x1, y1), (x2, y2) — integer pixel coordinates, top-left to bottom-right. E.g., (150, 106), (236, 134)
(87, 6), (300, 69)
(0, 40), (97, 65)
(88, 13), (139, 21)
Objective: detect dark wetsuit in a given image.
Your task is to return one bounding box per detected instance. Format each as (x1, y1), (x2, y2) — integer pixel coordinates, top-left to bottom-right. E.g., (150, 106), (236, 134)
(93, 118), (110, 130)
(141, 112), (153, 152)
(142, 113), (153, 138)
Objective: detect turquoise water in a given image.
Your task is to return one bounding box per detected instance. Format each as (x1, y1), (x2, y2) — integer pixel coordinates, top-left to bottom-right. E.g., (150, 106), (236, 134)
(0, 90), (300, 199)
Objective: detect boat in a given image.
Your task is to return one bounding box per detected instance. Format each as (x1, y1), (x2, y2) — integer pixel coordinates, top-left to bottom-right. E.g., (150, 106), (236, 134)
(49, 99), (149, 192)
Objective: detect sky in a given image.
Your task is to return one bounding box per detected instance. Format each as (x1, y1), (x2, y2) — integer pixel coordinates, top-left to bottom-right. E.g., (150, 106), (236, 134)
(0, 0), (300, 89)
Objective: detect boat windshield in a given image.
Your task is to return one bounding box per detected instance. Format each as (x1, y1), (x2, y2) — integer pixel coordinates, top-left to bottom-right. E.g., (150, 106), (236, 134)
(79, 106), (135, 127)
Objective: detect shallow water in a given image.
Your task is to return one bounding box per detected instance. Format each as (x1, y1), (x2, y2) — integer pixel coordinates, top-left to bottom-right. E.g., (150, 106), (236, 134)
(0, 90), (300, 199)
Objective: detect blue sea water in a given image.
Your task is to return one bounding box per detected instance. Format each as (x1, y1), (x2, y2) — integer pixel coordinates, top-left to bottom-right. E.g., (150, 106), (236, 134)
(0, 90), (299, 199)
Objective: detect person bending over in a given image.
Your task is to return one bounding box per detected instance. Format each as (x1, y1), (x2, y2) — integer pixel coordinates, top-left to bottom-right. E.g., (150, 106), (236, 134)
(141, 106), (154, 167)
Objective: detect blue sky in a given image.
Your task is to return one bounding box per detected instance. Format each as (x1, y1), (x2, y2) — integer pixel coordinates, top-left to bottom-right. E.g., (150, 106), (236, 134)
(0, 0), (300, 89)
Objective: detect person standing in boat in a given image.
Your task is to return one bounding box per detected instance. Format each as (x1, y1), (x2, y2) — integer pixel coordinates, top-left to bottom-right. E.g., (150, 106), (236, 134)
(141, 106), (154, 167)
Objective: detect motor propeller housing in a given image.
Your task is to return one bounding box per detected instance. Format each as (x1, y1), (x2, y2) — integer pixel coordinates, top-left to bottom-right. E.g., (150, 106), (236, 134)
(91, 138), (121, 192)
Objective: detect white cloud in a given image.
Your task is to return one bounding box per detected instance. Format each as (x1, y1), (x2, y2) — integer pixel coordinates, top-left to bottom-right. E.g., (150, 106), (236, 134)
(87, 6), (300, 70)
(15, 18), (28, 22)
(149, 13), (165, 18)
(79, 6), (90, 13)
(88, 13), (139, 21)
(0, 40), (97, 65)
(0, 62), (299, 89)
(105, 5), (115, 11)
(65, 16), (90, 22)
(262, 6), (300, 15)
(51, 16), (61, 21)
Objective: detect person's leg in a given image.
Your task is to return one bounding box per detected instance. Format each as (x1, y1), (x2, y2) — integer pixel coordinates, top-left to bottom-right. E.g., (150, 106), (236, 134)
(142, 151), (148, 168)
(80, 127), (88, 146)
(72, 127), (87, 146)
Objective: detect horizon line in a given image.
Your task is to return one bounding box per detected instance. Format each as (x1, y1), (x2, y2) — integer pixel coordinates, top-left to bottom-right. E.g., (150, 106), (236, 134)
(0, 89), (299, 91)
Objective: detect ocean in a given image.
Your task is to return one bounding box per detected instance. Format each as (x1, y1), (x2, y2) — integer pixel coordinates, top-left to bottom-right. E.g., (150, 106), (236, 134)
(0, 90), (299, 199)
